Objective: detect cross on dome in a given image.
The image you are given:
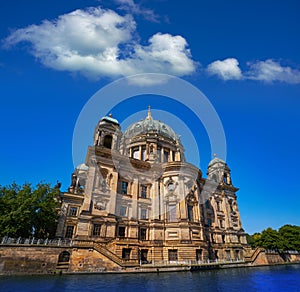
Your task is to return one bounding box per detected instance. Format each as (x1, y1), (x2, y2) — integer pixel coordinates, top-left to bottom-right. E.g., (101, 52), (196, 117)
(146, 105), (152, 121)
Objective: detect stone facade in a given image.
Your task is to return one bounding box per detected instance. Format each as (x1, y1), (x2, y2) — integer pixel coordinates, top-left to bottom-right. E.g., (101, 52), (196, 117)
(56, 108), (248, 266)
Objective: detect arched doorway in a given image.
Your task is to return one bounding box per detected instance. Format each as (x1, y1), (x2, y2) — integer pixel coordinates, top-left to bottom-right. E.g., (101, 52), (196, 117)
(58, 251), (70, 263)
(57, 251), (71, 273)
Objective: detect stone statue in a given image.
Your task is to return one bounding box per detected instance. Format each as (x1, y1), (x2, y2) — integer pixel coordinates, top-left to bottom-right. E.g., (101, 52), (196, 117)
(71, 174), (77, 187)
(54, 180), (62, 190)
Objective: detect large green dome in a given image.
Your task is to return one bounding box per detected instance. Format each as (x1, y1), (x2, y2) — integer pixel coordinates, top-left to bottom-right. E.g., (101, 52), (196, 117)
(124, 109), (178, 141)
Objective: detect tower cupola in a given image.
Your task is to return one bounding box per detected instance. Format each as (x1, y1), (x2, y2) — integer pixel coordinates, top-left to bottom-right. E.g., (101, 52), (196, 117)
(207, 156), (232, 185)
(94, 114), (121, 151)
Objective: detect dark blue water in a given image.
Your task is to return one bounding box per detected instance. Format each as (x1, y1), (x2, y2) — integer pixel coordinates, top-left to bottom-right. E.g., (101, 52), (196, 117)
(1, 265), (300, 292)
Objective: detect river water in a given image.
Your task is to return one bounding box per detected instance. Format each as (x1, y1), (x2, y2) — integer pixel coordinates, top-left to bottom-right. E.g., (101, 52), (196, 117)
(1, 264), (300, 292)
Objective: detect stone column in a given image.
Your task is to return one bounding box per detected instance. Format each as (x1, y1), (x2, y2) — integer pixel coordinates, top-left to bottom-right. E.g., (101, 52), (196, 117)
(82, 166), (96, 211)
(175, 151), (181, 162)
(99, 133), (104, 146)
(225, 196), (232, 229)
(131, 178), (138, 219)
(108, 172), (118, 215)
(139, 145), (142, 160)
(151, 180), (160, 220)
(178, 178), (187, 220)
(112, 135), (118, 150)
(129, 147), (132, 158)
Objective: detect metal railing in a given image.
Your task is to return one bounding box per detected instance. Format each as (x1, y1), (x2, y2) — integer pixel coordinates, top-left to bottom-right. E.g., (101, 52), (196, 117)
(265, 249), (300, 254)
(141, 258), (245, 266)
(0, 236), (73, 247)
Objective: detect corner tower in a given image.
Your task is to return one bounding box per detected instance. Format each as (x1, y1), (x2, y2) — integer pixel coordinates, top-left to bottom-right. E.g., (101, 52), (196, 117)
(204, 156), (247, 261)
(94, 114), (121, 151)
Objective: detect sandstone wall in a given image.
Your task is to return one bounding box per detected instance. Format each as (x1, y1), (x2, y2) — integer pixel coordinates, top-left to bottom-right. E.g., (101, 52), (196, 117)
(1, 244), (299, 275)
(70, 248), (120, 272)
(251, 249), (300, 266)
(0, 245), (121, 275)
(0, 245), (69, 275)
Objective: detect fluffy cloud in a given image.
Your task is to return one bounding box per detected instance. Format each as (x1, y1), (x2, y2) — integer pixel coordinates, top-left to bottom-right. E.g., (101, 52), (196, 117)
(114, 0), (159, 22)
(3, 7), (196, 84)
(206, 58), (243, 80)
(133, 33), (195, 75)
(246, 59), (300, 84)
(207, 58), (300, 84)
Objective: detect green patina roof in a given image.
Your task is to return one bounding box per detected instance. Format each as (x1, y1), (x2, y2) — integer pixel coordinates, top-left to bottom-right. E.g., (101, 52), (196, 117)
(124, 117), (178, 141)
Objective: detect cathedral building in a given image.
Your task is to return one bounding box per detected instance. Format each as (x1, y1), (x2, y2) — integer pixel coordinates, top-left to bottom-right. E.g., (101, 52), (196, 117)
(56, 108), (247, 265)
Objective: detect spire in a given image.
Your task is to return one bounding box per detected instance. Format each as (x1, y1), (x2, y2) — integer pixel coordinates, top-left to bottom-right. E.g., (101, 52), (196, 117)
(146, 105), (152, 120)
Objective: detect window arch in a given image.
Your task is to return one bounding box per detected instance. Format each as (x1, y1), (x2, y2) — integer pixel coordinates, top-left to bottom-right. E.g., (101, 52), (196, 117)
(103, 135), (113, 149)
(58, 251), (70, 263)
(187, 204), (194, 221)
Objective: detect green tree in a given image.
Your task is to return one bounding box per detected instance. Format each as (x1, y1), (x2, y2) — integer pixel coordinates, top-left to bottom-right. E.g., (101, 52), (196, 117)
(278, 225), (300, 251)
(249, 225), (300, 251)
(259, 228), (283, 250)
(246, 233), (255, 247)
(251, 232), (262, 248)
(0, 182), (60, 238)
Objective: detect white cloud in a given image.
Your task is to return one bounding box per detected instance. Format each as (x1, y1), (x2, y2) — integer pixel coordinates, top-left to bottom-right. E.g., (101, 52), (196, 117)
(127, 74), (171, 86)
(246, 59), (300, 84)
(3, 7), (196, 85)
(206, 58), (243, 80)
(132, 33), (195, 75)
(207, 58), (300, 84)
(113, 0), (159, 22)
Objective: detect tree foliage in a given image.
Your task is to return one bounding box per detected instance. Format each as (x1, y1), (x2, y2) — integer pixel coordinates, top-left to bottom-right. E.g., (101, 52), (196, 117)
(0, 182), (60, 238)
(247, 225), (300, 251)
(278, 225), (300, 251)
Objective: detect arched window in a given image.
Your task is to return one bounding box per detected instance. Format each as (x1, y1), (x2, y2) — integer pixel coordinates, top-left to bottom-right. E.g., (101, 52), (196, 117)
(103, 135), (113, 149)
(168, 204), (177, 221)
(132, 147), (140, 159)
(167, 182), (175, 192)
(58, 251), (70, 263)
(187, 205), (194, 221)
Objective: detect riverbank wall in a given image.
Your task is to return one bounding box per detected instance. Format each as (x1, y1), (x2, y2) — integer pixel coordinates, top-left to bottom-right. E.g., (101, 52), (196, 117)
(0, 239), (299, 275)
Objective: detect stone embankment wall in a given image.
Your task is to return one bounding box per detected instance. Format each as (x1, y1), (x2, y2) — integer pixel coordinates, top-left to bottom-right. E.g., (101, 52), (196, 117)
(70, 248), (120, 272)
(250, 248), (300, 266)
(0, 245), (69, 275)
(0, 245), (120, 275)
(1, 244), (300, 275)
(253, 251), (285, 265)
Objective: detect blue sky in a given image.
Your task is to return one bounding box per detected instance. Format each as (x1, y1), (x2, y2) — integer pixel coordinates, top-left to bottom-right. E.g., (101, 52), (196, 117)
(1, 0), (300, 234)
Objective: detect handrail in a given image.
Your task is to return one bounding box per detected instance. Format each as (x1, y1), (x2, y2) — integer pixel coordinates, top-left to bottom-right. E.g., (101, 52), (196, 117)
(72, 240), (138, 267)
(141, 258), (245, 267)
(93, 242), (123, 266)
(0, 236), (72, 247)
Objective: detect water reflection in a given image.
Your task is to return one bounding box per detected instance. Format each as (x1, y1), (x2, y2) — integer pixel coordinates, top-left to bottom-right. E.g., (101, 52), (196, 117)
(0, 265), (299, 292)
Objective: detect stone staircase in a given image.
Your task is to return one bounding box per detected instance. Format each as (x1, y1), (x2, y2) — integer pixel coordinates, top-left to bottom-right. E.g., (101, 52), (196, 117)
(244, 247), (265, 263)
(72, 240), (139, 268)
(93, 242), (139, 268)
(56, 261), (70, 273)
